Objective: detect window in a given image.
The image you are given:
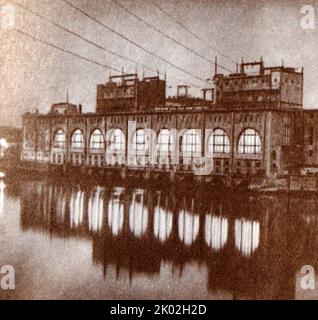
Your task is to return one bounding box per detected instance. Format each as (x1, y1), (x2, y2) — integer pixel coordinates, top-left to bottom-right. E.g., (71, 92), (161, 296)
(284, 126), (291, 145)
(108, 129), (125, 152)
(208, 129), (230, 154)
(181, 129), (201, 157)
(53, 129), (65, 148)
(238, 129), (261, 154)
(133, 129), (148, 151)
(71, 129), (84, 149)
(157, 129), (174, 153)
(89, 129), (105, 150)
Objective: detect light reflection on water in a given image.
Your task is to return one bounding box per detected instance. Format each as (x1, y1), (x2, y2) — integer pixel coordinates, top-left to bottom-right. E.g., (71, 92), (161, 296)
(1, 177), (318, 299)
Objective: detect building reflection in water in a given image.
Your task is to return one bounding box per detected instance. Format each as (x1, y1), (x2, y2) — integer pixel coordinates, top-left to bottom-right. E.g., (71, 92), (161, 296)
(205, 214), (228, 251)
(234, 218), (260, 257)
(70, 189), (84, 229)
(153, 191), (173, 243)
(178, 199), (200, 246)
(108, 188), (124, 236)
(129, 189), (148, 238)
(19, 179), (318, 299)
(88, 187), (104, 233)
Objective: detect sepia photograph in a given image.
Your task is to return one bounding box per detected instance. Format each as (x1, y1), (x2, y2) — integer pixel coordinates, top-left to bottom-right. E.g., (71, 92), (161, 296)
(0, 0), (318, 306)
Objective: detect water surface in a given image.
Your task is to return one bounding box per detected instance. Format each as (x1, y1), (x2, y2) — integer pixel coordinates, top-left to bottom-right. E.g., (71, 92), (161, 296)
(0, 174), (317, 299)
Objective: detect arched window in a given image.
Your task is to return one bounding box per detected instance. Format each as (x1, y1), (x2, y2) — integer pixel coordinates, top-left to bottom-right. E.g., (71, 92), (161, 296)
(108, 129), (125, 152)
(53, 129), (65, 148)
(208, 129), (230, 153)
(132, 129), (148, 152)
(157, 129), (174, 153)
(238, 129), (261, 154)
(89, 129), (105, 150)
(71, 129), (84, 149)
(181, 129), (201, 157)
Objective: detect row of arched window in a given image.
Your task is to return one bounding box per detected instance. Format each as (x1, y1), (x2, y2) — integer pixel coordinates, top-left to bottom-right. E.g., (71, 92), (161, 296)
(53, 128), (262, 155)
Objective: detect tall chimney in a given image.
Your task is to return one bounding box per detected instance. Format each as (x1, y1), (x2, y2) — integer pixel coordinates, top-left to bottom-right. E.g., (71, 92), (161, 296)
(78, 104), (82, 113)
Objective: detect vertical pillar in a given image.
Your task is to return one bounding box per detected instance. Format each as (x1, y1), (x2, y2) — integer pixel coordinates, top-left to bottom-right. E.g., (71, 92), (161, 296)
(231, 111), (235, 173)
(66, 117), (69, 164)
(85, 117), (88, 166)
(264, 111), (272, 177)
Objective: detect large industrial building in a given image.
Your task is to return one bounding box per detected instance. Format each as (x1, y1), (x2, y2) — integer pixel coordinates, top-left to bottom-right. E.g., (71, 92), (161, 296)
(20, 60), (318, 186)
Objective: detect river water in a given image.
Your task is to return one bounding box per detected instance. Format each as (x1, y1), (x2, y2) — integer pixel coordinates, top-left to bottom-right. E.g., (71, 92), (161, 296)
(0, 172), (317, 300)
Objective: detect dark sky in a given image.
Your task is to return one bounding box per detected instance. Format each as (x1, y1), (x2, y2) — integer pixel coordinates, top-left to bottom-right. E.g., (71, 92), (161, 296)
(1, 0), (317, 126)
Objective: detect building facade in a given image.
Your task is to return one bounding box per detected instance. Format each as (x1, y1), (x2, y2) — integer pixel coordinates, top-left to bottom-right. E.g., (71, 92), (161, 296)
(21, 60), (312, 181)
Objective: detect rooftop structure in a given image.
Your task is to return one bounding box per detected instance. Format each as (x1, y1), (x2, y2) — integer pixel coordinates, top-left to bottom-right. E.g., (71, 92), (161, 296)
(212, 60), (303, 110)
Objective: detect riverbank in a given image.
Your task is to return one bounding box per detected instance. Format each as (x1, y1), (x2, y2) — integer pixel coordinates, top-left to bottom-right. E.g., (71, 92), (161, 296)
(2, 160), (318, 193)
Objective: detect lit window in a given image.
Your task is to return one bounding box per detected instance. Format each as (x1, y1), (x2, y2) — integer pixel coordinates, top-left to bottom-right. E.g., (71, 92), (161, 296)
(208, 129), (230, 154)
(108, 128), (125, 152)
(238, 129), (261, 154)
(157, 129), (174, 153)
(133, 129), (148, 152)
(71, 129), (84, 149)
(53, 129), (65, 148)
(181, 129), (201, 157)
(89, 129), (105, 150)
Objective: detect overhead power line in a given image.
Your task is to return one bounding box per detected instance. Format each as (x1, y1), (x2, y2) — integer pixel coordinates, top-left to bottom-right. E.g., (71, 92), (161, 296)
(151, 0), (237, 65)
(110, 0), (232, 73)
(13, 1), (154, 73)
(60, 0), (208, 84)
(14, 28), (121, 73)
(12, 1), (201, 89)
